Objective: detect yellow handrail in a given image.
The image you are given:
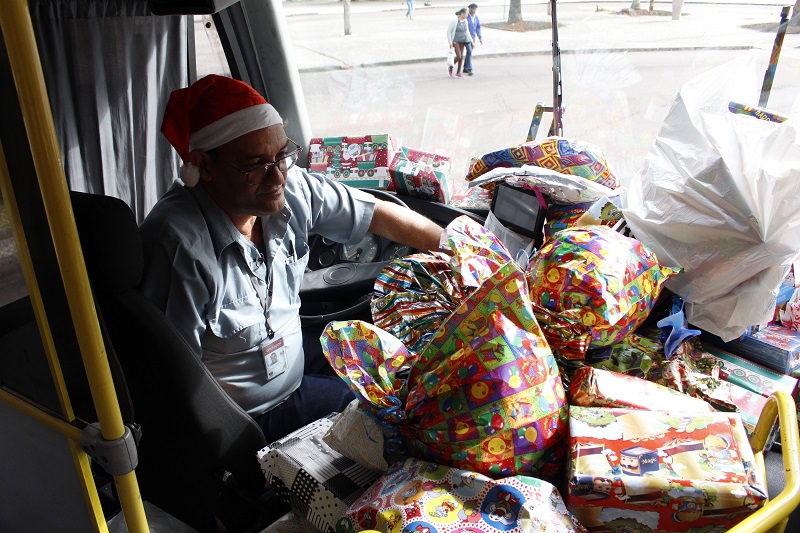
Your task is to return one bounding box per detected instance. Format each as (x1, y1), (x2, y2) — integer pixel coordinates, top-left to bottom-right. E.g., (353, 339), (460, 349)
(728, 391), (800, 533)
(0, 2), (148, 531)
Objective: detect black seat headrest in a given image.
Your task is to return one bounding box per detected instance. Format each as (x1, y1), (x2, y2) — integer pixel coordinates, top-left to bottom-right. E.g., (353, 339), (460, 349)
(70, 191), (143, 292)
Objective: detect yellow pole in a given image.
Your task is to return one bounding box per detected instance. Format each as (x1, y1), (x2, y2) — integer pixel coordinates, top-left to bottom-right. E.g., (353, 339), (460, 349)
(1, 139), (106, 532)
(0, 2), (148, 531)
(728, 391), (800, 533)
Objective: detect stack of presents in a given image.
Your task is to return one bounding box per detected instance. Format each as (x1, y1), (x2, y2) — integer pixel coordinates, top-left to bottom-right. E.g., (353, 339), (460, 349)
(259, 122), (800, 532)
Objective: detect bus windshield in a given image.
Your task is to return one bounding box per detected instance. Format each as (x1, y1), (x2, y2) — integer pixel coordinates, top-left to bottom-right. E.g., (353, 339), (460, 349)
(198, 0), (800, 190)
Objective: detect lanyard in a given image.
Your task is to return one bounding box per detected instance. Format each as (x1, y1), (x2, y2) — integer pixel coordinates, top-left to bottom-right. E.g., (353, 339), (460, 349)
(250, 258), (275, 339)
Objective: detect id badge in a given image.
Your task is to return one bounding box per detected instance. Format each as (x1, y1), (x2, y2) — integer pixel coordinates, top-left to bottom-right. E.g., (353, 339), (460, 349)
(262, 337), (288, 380)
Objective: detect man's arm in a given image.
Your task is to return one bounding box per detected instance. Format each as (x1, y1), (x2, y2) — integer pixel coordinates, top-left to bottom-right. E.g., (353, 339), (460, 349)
(368, 199), (444, 252)
(476, 17), (483, 42)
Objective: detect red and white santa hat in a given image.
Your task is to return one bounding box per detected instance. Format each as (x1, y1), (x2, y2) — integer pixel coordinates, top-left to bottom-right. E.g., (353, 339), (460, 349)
(161, 75), (283, 187)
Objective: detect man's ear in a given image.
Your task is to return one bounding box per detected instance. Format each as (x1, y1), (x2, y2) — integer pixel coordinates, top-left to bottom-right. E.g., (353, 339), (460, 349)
(188, 150), (215, 183)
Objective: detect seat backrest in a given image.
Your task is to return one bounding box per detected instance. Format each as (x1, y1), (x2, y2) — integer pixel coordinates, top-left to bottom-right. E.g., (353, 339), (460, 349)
(69, 191), (268, 530)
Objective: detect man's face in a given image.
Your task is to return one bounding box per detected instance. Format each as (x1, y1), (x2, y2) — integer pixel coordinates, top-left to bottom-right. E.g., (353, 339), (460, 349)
(199, 124), (290, 218)
(469, 6), (477, 15)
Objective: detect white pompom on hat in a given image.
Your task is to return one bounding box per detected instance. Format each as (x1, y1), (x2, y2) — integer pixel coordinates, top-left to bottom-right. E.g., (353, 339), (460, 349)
(161, 75), (283, 187)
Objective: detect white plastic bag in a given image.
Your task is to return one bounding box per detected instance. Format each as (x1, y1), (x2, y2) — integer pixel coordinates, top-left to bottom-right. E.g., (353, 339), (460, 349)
(622, 52), (800, 341)
(446, 48), (455, 68)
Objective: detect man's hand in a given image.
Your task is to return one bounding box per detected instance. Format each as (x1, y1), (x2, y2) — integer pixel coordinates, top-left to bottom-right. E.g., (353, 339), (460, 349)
(368, 199), (444, 252)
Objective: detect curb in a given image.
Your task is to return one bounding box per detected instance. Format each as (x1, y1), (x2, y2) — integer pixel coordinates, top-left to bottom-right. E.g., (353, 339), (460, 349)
(297, 44), (756, 73)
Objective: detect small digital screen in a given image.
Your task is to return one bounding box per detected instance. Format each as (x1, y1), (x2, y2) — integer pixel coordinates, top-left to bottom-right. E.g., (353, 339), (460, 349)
(492, 184), (542, 234)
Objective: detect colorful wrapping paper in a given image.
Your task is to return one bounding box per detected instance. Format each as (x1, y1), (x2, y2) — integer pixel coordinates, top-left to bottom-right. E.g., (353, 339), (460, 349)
(653, 346), (769, 436)
(566, 407), (767, 533)
(526, 226), (680, 350)
(586, 333), (663, 379)
(388, 146), (452, 204)
(465, 137), (620, 191)
(699, 343), (799, 403)
(402, 261), (568, 479)
(372, 253), (464, 356)
(323, 258), (568, 479)
(370, 216), (513, 356)
(448, 185), (493, 216)
(544, 202), (594, 238)
(443, 215), (513, 289)
(339, 457), (588, 533)
(568, 366), (713, 413)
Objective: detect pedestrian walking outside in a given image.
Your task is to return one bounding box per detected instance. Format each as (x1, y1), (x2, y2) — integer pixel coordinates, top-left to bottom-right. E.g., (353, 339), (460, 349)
(405, 0), (414, 20)
(446, 8), (473, 78)
(464, 3), (483, 76)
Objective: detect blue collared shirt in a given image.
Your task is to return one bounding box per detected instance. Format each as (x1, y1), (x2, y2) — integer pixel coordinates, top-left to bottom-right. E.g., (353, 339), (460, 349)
(139, 168), (376, 415)
(467, 14), (481, 40)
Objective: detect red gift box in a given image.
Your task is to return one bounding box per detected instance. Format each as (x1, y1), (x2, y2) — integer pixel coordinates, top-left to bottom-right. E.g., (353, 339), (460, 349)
(388, 146), (452, 203)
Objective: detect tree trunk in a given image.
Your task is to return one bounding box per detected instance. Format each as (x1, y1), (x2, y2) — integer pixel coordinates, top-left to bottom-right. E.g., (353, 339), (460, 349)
(508, 0), (523, 23)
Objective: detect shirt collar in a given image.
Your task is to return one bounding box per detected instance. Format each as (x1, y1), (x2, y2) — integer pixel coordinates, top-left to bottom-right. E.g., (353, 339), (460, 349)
(189, 183), (292, 259)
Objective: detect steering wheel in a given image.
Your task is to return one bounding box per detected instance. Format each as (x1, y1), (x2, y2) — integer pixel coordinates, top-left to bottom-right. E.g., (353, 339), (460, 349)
(299, 189), (411, 327)
(299, 189), (485, 330)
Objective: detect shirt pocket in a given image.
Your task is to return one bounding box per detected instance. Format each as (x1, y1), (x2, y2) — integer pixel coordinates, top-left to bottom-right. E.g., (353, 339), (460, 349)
(283, 239), (310, 307)
(205, 291), (264, 354)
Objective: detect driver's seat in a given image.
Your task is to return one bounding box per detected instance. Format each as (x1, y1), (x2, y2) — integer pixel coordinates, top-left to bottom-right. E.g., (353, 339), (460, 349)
(70, 191), (287, 532)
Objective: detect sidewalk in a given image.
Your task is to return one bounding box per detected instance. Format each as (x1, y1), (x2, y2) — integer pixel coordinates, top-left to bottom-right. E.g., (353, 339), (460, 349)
(282, 0), (799, 72)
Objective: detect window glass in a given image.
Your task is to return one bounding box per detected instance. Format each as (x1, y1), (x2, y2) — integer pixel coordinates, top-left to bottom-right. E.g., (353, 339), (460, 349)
(282, 2), (800, 193)
(0, 191), (28, 308)
(195, 15), (231, 78)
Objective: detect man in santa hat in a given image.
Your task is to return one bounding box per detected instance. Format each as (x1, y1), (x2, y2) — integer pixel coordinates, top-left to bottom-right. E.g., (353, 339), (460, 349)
(139, 75), (444, 442)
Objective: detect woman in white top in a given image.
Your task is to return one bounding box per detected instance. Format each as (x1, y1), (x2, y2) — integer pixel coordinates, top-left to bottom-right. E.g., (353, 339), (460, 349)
(446, 8), (474, 78)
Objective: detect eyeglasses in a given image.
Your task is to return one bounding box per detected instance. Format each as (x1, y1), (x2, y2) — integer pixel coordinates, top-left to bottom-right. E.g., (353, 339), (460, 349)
(213, 139), (301, 186)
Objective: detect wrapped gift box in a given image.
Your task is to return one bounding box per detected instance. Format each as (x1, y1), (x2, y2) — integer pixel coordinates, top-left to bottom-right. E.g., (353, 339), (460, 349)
(341, 457), (587, 533)
(566, 407), (767, 533)
(569, 366), (713, 413)
(257, 415), (381, 533)
(702, 323), (800, 375)
(701, 343), (799, 403)
(388, 146), (452, 203)
(448, 185), (492, 216)
(308, 134), (398, 189)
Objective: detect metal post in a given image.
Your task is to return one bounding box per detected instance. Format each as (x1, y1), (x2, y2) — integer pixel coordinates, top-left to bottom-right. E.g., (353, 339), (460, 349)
(344, 0), (352, 36)
(549, 0), (563, 137)
(759, 6), (790, 108)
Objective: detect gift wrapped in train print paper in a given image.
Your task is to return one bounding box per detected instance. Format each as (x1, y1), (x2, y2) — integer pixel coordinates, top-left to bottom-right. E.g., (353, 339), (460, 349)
(323, 261), (568, 480)
(308, 134), (399, 189)
(526, 226), (680, 354)
(565, 407), (767, 533)
(337, 457), (588, 533)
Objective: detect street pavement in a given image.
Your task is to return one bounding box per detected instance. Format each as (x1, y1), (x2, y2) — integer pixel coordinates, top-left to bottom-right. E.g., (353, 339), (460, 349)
(281, 0), (800, 72)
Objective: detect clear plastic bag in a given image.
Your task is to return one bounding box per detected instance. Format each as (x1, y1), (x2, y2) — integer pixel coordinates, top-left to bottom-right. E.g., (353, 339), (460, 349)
(622, 52), (800, 340)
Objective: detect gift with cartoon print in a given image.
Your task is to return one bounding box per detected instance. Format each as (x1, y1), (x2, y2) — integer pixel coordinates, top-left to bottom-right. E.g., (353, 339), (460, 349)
(566, 406), (767, 532)
(337, 457), (587, 533)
